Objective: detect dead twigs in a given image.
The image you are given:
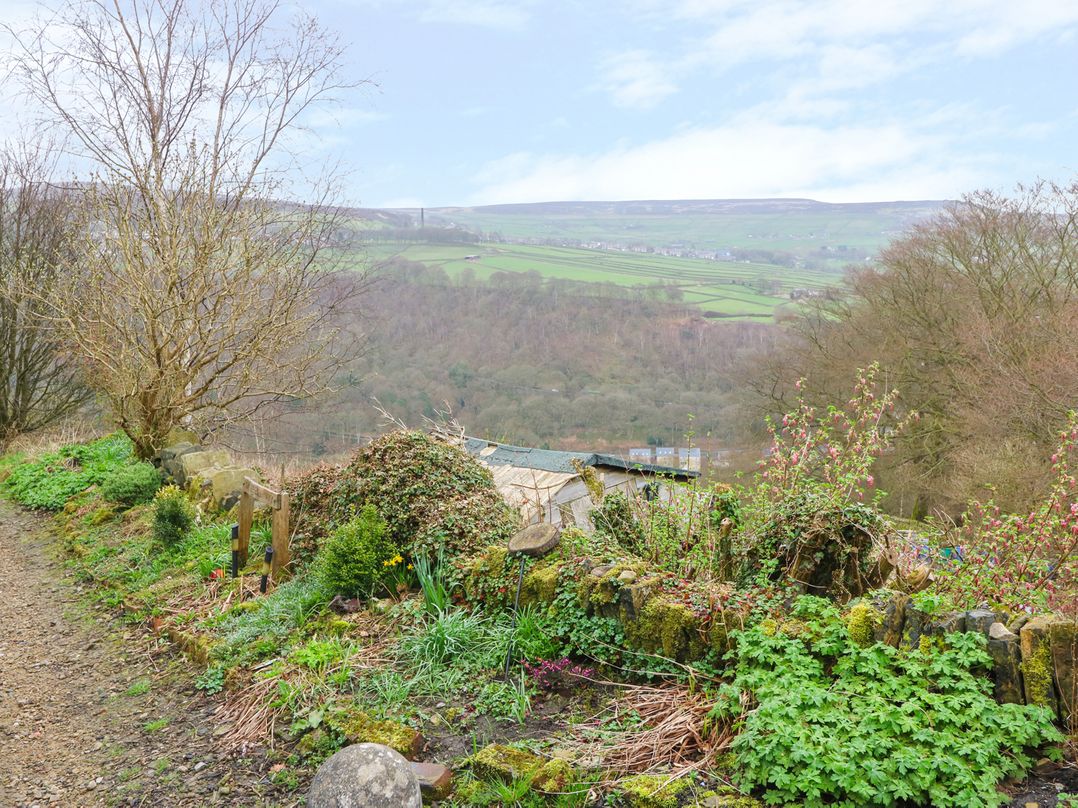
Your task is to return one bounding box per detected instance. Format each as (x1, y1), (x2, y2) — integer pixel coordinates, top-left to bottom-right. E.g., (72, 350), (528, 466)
(576, 679), (733, 778)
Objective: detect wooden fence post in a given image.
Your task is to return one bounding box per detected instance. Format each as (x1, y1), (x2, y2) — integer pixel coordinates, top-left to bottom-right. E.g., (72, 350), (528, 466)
(238, 481), (254, 568)
(271, 492), (290, 579)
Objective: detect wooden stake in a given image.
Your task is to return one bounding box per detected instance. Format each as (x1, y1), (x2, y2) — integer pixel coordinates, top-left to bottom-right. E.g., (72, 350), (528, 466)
(237, 482), (254, 568)
(271, 492), (290, 580)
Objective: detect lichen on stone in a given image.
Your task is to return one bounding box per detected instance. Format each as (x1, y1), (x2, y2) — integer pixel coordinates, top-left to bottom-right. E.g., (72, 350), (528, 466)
(1021, 641), (1055, 708)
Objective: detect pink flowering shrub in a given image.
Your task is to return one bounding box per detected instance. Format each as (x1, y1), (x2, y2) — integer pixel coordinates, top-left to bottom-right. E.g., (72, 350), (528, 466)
(740, 364), (915, 600)
(755, 362), (914, 508)
(522, 657), (596, 692)
(936, 415), (1078, 615)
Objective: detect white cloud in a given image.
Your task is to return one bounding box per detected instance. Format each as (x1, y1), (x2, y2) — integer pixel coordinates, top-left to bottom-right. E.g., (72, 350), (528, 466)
(469, 117), (984, 203)
(418, 0), (533, 29)
(608, 0), (1078, 110)
(596, 50), (679, 109)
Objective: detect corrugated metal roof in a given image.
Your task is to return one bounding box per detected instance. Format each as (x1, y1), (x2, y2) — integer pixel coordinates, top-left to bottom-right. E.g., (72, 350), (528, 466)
(464, 437), (698, 479)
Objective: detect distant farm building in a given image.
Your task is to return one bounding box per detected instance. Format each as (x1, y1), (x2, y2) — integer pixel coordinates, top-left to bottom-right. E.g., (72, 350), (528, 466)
(463, 437), (697, 531)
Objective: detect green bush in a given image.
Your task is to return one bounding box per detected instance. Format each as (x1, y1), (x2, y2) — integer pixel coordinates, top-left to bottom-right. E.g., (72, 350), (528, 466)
(316, 505), (396, 598)
(100, 462), (161, 506)
(152, 485), (194, 546)
(3, 433), (133, 510)
(714, 596), (1063, 808)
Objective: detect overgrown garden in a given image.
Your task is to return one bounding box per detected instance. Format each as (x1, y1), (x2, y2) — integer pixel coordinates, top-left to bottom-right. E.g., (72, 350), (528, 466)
(0, 366), (1074, 807)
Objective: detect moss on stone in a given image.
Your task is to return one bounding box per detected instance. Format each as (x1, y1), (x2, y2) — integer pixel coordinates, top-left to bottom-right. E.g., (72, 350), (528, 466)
(1021, 640), (1055, 708)
(471, 743), (545, 782)
(519, 562), (562, 606)
(328, 708), (422, 759)
(531, 757), (573, 792)
(619, 773), (691, 808)
(85, 505), (116, 526)
(847, 602), (882, 648)
(697, 796), (764, 807)
(627, 597), (703, 661)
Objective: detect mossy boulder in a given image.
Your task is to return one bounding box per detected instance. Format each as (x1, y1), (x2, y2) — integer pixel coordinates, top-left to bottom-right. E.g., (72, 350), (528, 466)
(327, 708), (423, 759)
(626, 597), (704, 662)
(531, 757), (574, 793)
(519, 562), (562, 606)
(846, 601), (883, 648)
(470, 743), (545, 782)
(618, 773), (691, 808)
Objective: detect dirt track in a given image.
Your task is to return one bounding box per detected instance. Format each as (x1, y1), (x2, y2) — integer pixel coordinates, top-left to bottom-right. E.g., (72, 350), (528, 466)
(0, 500), (299, 807)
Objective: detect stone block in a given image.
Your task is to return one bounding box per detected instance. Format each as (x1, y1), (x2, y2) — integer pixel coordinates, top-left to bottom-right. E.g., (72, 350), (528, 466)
(1047, 618), (1077, 730)
(987, 622), (1024, 704)
(178, 449), (232, 482)
(872, 592), (908, 647)
(202, 466), (258, 511)
(965, 608), (998, 636)
(1020, 616), (1061, 718)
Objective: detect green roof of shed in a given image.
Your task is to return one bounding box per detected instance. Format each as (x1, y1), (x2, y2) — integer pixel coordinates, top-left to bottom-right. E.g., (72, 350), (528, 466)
(463, 437), (698, 479)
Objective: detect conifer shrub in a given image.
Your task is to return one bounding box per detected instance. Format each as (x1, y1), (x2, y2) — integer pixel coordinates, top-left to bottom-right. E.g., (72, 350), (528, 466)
(152, 485), (194, 546)
(100, 461), (161, 506)
(316, 505), (396, 598)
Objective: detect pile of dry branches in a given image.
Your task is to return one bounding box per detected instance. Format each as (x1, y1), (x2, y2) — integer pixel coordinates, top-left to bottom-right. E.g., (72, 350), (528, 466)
(583, 680), (735, 778)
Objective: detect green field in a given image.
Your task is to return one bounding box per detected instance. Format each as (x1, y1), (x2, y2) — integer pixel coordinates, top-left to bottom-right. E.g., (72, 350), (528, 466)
(349, 198), (944, 318)
(363, 242), (836, 317)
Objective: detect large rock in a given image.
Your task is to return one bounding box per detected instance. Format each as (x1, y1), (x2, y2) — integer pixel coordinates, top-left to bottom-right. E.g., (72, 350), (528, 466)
(308, 743), (421, 808)
(987, 622), (1024, 704)
(158, 442), (201, 482)
(178, 449), (232, 483)
(201, 466), (259, 511)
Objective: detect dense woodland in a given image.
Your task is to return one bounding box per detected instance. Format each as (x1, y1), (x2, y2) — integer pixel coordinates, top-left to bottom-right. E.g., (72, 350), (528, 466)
(255, 259), (777, 459)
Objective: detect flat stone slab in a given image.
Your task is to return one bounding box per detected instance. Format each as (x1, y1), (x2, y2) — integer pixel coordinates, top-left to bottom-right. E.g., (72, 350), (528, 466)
(308, 743), (421, 808)
(508, 524), (560, 557)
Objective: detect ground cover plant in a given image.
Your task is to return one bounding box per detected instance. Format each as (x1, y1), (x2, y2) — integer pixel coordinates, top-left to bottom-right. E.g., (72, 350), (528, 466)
(714, 596), (1063, 807)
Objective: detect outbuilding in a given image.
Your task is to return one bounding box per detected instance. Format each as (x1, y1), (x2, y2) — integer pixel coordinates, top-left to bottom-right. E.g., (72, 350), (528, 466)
(463, 437), (698, 531)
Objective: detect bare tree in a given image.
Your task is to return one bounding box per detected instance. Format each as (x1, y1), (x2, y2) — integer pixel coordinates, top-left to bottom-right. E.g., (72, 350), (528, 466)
(0, 145), (91, 446)
(8, 0), (369, 458)
(742, 181), (1078, 515)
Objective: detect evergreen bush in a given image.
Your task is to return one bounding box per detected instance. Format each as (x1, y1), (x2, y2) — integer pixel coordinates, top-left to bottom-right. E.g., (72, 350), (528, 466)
(100, 461), (161, 506)
(317, 505), (396, 598)
(152, 485), (194, 546)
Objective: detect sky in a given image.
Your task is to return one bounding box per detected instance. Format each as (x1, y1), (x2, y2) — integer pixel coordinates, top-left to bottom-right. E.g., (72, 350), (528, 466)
(4, 0), (1078, 207)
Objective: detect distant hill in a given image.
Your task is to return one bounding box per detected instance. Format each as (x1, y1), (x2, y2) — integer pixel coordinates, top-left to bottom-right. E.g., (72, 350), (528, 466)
(430, 198), (948, 217)
(344, 197), (950, 319)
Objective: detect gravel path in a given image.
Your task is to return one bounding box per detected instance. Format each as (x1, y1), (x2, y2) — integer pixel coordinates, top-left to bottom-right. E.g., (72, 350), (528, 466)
(0, 500), (301, 807)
